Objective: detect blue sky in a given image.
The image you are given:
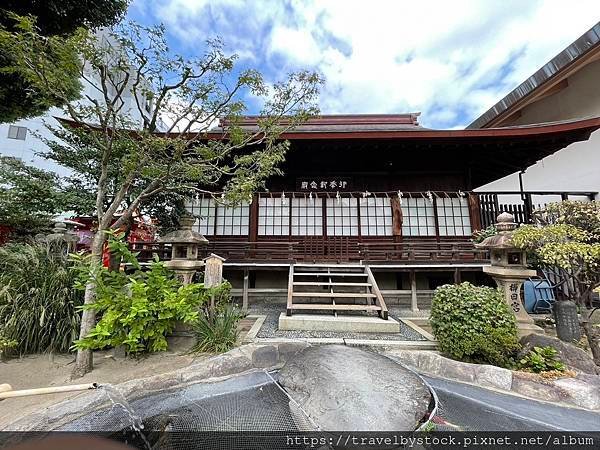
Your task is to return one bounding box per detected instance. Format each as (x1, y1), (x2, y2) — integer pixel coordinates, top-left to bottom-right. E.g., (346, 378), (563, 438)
(128, 0), (600, 129)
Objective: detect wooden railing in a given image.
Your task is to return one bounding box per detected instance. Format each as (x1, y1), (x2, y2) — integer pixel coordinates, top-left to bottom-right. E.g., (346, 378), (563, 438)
(357, 241), (489, 263)
(476, 191), (596, 228)
(131, 239), (488, 264)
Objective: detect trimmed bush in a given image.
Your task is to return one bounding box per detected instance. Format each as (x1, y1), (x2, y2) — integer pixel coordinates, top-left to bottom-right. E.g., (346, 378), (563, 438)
(430, 282), (520, 367)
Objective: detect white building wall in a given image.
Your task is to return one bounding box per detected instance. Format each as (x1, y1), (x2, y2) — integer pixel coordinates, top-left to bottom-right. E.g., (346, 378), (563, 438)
(477, 59), (600, 198)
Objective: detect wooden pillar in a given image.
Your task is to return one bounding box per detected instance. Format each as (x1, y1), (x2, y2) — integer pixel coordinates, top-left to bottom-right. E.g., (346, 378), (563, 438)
(454, 268), (461, 285)
(242, 268), (249, 312)
(467, 193), (482, 231)
(432, 196), (440, 242)
(391, 195), (403, 237)
(249, 194), (259, 242)
(410, 270), (419, 312)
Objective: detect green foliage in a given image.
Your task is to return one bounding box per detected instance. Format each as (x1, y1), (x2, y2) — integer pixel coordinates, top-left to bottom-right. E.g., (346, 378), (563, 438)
(0, 156), (85, 235)
(0, 13), (83, 123)
(537, 201), (600, 241)
(72, 234), (218, 354)
(0, 1), (129, 122)
(0, 334), (18, 360)
(513, 201), (600, 302)
(430, 282), (520, 367)
(0, 1), (129, 36)
(15, 22), (322, 233)
(471, 224), (497, 244)
(191, 303), (242, 354)
(517, 346), (566, 373)
(0, 242), (83, 354)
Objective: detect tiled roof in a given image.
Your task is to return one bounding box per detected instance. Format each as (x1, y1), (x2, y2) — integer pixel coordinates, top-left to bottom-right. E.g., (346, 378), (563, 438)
(216, 114), (424, 133)
(468, 21), (600, 129)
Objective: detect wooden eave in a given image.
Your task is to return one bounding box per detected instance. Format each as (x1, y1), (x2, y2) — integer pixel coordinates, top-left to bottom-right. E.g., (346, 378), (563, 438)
(468, 21), (600, 129)
(201, 116), (600, 141)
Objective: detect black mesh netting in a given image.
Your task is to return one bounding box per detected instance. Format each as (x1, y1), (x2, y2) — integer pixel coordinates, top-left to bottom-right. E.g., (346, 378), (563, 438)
(54, 371), (316, 449)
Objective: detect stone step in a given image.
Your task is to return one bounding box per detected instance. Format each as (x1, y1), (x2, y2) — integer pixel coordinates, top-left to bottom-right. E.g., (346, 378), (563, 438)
(293, 281), (372, 286)
(279, 313), (399, 333)
(290, 304), (381, 311)
(294, 272), (368, 277)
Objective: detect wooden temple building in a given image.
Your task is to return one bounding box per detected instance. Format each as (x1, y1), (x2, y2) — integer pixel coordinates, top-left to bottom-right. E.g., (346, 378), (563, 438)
(134, 114), (600, 315)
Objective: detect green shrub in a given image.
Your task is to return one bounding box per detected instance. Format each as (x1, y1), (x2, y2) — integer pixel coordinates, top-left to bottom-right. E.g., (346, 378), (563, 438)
(517, 346), (566, 373)
(73, 234), (217, 354)
(471, 224), (497, 244)
(191, 303), (242, 354)
(430, 282), (520, 367)
(0, 334), (18, 360)
(0, 243), (83, 354)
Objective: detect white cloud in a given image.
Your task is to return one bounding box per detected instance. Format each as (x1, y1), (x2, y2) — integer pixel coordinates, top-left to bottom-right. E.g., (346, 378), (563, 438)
(132, 0), (600, 128)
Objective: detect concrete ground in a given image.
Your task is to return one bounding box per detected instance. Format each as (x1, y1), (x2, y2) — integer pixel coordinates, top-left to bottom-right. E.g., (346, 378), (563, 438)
(427, 375), (600, 431)
(0, 340), (208, 430)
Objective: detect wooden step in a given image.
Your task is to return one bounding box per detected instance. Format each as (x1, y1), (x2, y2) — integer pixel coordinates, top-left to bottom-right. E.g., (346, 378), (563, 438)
(292, 292), (376, 298)
(290, 304), (382, 311)
(294, 272), (368, 277)
(293, 281), (372, 286)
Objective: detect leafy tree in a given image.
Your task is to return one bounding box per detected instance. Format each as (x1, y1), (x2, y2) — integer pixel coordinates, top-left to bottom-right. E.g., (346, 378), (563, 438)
(10, 22), (322, 376)
(0, 1), (129, 123)
(512, 201), (600, 364)
(0, 1), (129, 36)
(0, 156), (85, 234)
(512, 201), (600, 306)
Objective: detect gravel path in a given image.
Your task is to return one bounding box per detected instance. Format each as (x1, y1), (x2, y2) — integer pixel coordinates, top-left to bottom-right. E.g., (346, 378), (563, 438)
(250, 304), (427, 341)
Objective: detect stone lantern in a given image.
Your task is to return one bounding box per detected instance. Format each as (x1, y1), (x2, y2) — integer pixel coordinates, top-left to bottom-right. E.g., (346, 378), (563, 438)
(476, 212), (543, 337)
(40, 222), (79, 253)
(159, 214), (208, 284)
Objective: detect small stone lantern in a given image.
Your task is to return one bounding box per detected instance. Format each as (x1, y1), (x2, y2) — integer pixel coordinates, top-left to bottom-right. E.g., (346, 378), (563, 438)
(476, 212), (543, 337)
(159, 214), (208, 284)
(40, 222), (79, 253)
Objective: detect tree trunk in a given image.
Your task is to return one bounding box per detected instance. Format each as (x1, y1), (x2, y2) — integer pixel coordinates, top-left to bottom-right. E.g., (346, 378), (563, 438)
(582, 308), (600, 367)
(71, 230), (105, 379)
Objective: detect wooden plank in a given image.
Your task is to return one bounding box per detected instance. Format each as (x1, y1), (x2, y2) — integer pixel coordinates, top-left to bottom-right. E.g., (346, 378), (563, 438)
(293, 281), (372, 286)
(231, 288), (287, 295)
(291, 304), (381, 311)
(287, 264), (294, 316)
(294, 272), (368, 277)
(293, 292), (376, 298)
(365, 265), (389, 320)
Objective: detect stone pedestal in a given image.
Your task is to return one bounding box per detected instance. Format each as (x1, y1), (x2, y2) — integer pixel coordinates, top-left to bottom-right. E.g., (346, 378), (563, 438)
(484, 266), (543, 337)
(164, 259), (204, 285)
